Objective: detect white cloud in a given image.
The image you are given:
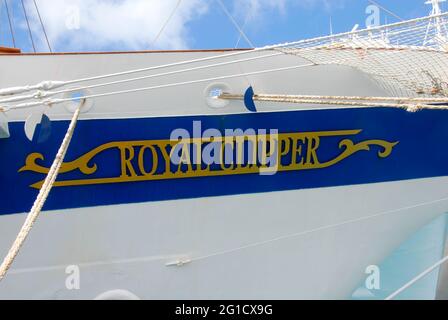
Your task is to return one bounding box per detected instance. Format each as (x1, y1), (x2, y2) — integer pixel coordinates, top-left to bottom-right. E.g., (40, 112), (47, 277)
(231, 0), (347, 21)
(29, 0), (208, 51)
(23, 0), (347, 52)
(300, 0), (348, 12)
(230, 0), (288, 23)
(235, 0), (288, 15)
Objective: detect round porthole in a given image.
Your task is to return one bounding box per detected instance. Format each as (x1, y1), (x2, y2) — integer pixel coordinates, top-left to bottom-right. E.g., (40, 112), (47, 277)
(204, 83), (231, 109)
(94, 289), (140, 300)
(63, 88), (94, 113)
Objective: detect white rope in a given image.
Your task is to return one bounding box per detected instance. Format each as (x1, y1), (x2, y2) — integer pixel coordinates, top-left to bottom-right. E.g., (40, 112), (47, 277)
(0, 102), (83, 282)
(0, 13), (446, 97)
(5, 73), (448, 114)
(0, 52), (284, 105)
(2, 63), (316, 111)
(367, 0), (404, 21)
(234, 5), (252, 48)
(0, 81), (65, 97)
(149, 0), (182, 48)
(385, 254), (448, 300)
(216, 0), (255, 48)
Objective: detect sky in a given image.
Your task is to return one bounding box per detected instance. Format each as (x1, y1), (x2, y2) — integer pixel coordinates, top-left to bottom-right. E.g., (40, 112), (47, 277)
(0, 0), (443, 53)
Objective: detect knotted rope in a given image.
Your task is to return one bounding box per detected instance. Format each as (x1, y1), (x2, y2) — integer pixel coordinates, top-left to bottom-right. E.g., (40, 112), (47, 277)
(0, 103), (83, 282)
(219, 93), (448, 112)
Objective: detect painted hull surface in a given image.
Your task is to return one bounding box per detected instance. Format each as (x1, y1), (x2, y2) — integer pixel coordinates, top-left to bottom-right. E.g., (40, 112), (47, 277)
(0, 51), (447, 299)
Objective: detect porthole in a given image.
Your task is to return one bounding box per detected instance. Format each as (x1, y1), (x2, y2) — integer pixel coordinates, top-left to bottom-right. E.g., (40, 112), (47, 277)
(94, 289), (140, 300)
(63, 88), (94, 113)
(204, 83), (231, 109)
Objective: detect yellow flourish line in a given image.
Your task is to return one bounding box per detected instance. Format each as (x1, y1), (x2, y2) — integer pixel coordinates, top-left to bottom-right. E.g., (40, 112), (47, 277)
(23, 134), (399, 190)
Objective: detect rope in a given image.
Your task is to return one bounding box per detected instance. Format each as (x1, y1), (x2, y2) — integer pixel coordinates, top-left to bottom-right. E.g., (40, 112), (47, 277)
(367, 0), (404, 21)
(219, 93), (448, 112)
(220, 0), (254, 87)
(2, 63), (316, 111)
(32, 0), (52, 53)
(0, 81), (66, 97)
(216, 0), (255, 48)
(385, 254), (448, 300)
(149, 0), (182, 48)
(4, 192), (448, 278)
(1, 12), (446, 97)
(4, 0), (15, 48)
(21, 0), (36, 53)
(234, 6), (252, 48)
(0, 52), (284, 105)
(0, 3), (3, 45)
(240, 94), (448, 103)
(0, 102), (83, 282)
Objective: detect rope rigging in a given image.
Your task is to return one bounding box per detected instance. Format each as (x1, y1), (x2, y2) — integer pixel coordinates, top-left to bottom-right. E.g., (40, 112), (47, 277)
(1, 2), (448, 298)
(0, 0), (51, 52)
(0, 63), (316, 111)
(216, 0), (254, 48)
(3, 0), (15, 48)
(20, 0), (36, 53)
(234, 5), (252, 48)
(149, 0), (182, 49)
(0, 13), (447, 113)
(1, 12), (445, 101)
(0, 1), (3, 45)
(0, 52), (283, 105)
(366, 0), (404, 21)
(219, 92), (448, 112)
(32, 0), (51, 53)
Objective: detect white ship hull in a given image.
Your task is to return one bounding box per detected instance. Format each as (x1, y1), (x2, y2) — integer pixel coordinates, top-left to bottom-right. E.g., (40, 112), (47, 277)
(0, 177), (446, 299)
(1, 49), (448, 299)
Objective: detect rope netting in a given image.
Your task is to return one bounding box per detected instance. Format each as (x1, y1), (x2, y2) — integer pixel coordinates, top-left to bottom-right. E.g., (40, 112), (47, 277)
(276, 13), (448, 97)
(1, 13), (448, 111)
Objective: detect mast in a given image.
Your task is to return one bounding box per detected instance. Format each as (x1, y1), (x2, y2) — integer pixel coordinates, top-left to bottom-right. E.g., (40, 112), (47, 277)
(426, 0), (445, 15)
(424, 0), (447, 45)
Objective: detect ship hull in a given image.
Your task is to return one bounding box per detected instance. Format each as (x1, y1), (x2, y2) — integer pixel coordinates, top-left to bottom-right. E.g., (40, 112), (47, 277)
(0, 177), (447, 299)
(1, 50), (448, 299)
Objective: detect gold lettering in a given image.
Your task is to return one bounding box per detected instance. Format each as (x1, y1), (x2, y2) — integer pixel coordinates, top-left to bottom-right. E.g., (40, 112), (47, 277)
(306, 136), (320, 165)
(291, 137), (305, 167)
(20, 129), (398, 190)
(159, 142), (174, 176)
(119, 146), (137, 178)
(138, 145), (158, 176)
(280, 137), (291, 158)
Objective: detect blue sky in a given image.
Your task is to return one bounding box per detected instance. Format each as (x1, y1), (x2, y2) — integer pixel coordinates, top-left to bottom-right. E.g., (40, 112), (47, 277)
(0, 0), (443, 53)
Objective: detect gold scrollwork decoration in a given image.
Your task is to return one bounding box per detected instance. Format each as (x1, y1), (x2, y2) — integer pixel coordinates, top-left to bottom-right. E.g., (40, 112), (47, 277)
(19, 130), (399, 189)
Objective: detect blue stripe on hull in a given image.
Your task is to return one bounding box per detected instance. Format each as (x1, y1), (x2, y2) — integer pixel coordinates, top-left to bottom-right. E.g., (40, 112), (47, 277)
(0, 108), (447, 215)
